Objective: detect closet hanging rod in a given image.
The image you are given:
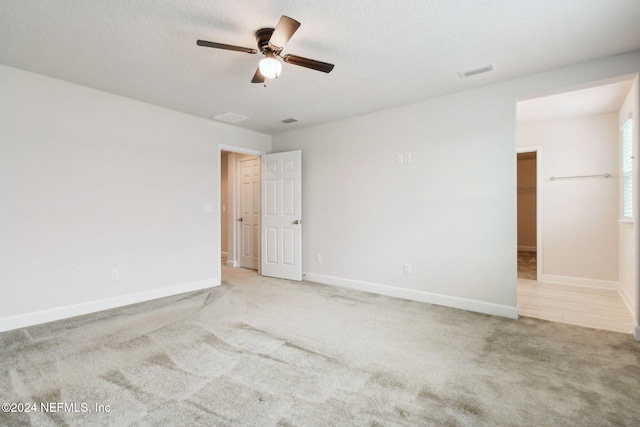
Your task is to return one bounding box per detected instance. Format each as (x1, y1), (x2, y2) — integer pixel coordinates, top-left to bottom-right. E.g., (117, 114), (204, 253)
(550, 173), (610, 181)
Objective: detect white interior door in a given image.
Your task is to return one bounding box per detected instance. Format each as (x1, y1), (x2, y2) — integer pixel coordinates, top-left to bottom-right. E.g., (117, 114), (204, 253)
(238, 156), (260, 270)
(261, 151), (302, 280)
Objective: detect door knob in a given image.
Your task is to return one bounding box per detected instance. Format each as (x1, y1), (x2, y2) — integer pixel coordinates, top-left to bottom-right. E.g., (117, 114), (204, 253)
(238, 217), (243, 222)
(293, 220), (301, 224)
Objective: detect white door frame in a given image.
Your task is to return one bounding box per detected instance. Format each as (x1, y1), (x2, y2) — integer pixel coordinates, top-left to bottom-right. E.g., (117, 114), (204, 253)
(218, 145), (265, 274)
(517, 145), (543, 281)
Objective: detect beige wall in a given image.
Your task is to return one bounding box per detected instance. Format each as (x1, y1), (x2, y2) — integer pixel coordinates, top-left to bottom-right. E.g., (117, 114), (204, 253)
(518, 113), (619, 284)
(0, 65), (271, 331)
(618, 77), (639, 313)
(4, 51), (639, 333)
(273, 50), (640, 320)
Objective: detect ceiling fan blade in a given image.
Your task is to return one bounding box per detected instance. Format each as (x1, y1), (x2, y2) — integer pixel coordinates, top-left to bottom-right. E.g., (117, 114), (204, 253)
(268, 16), (301, 50)
(196, 40), (258, 54)
(251, 68), (265, 84)
(282, 54), (334, 73)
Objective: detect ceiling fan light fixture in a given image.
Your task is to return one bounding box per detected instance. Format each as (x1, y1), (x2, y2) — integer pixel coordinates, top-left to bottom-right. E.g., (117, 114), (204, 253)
(259, 51), (282, 79)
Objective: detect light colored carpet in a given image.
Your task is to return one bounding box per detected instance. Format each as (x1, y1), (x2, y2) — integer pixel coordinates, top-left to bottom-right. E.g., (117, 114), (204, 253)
(1, 266), (639, 426)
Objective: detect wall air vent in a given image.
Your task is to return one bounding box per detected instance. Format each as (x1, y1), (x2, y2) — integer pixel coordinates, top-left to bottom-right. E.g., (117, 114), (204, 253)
(210, 112), (249, 123)
(281, 118), (298, 124)
(458, 63), (494, 79)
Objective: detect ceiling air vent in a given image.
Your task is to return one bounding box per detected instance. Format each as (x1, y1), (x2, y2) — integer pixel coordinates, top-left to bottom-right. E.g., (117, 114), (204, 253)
(458, 63), (494, 79)
(281, 118), (298, 124)
(210, 112), (249, 123)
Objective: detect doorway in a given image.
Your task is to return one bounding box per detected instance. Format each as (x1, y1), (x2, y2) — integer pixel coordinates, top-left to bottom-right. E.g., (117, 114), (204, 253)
(219, 146), (264, 272)
(515, 76), (637, 334)
(219, 147), (304, 283)
(516, 150), (539, 280)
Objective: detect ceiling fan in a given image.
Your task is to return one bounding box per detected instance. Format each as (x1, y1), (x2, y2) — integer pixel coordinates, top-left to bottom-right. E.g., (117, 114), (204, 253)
(197, 15), (334, 85)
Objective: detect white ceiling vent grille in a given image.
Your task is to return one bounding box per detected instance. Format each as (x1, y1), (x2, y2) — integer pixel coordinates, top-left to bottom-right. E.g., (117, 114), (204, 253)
(458, 63), (494, 79)
(211, 112), (250, 123)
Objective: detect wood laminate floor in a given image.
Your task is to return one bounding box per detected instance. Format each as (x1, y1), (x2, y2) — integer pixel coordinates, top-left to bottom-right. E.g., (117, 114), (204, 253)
(517, 251), (634, 334)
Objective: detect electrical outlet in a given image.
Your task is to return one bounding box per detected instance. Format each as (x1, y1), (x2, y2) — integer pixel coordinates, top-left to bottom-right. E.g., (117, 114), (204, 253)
(404, 153), (412, 163)
(404, 263), (412, 274)
(111, 269), (119, 281)
(397, 154), (404, 164)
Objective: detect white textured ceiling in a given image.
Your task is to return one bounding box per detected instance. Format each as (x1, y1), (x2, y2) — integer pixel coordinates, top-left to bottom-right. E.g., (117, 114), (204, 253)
(1, 0), (640, 135)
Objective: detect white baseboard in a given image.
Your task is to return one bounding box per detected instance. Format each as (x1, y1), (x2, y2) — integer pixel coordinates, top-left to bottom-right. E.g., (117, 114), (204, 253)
(542, 274), (618, 290)
(226, 260), (238, 267)
(303, 273), (518, 319)
(635, 325), (640, 342)
(518, 246), (537, 252)
(618, 285), (635, 316)
(0, 277), (219, 333)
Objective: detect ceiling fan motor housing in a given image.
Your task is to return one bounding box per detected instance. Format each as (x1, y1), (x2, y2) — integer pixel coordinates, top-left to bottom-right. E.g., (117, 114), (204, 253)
(255, 28), (276, 54)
